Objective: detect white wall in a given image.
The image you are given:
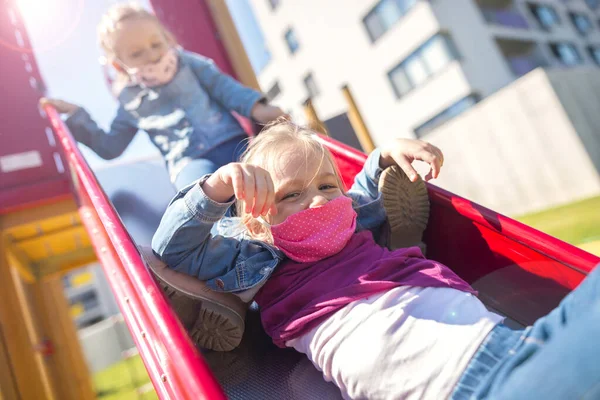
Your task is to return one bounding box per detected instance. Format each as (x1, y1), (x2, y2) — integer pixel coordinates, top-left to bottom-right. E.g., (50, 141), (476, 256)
(250, 0), (600, 215)
(431, 0), (516, 97)
(250, 0), (473, 147)
(78, 315), (135, 373)
(424, 68), (600, 216)
(251, 0), (600, 149)
(548, 67), (600, 175)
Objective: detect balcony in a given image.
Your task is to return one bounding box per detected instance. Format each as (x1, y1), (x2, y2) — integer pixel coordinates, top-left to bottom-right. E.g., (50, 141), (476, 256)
(496, 38), (548, 77)
(507, 56), (546, 76)
(481, 8), (530, 29)
(476, 0), (514, 7)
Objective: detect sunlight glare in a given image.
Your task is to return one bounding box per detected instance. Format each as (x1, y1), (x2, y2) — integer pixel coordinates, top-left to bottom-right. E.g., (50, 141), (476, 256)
(16, 0), (58, 26)
(12, 0), (84, 53)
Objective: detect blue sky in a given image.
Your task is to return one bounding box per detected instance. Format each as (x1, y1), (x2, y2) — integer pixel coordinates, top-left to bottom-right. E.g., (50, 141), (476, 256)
(21, 0), (267, 169)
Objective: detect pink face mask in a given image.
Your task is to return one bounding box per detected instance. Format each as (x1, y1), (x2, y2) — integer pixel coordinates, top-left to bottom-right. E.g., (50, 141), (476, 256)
(125, 48), (178, 88)
(267, 196), (357, 263)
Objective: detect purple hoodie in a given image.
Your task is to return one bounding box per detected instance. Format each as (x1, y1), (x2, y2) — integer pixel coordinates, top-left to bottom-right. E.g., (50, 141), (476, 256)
(255, 230), (476, 347)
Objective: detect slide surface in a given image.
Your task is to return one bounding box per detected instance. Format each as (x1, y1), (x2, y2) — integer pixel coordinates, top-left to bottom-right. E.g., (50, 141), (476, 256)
(46, 107), (600, 399)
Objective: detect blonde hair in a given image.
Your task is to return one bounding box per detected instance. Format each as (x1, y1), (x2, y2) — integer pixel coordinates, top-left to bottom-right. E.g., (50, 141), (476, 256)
(238, 118), (345, 243)
(97, 3), (176, 95)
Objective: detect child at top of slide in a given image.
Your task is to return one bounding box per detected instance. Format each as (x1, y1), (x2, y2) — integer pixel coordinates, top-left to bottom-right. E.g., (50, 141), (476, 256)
(41, 3), (285, 189)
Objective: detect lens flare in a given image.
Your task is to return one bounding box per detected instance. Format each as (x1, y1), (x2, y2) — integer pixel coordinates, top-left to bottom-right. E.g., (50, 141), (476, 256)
(0, 0), (84, 53)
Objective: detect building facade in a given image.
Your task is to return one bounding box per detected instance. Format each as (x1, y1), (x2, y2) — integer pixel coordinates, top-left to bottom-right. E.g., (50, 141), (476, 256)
(250, 0), (600, 147)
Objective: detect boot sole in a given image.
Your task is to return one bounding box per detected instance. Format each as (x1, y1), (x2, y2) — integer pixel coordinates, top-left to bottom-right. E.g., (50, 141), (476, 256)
(379, 165), (430, 251)
(139, 246), (247, 352)
(153, 272), (246, 352)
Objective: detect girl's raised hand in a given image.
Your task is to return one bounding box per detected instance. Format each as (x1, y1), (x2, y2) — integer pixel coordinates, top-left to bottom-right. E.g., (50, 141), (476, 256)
(380, 138), (444, 182)
(203, 163), (277, 218)
(39, 98), (80, 115)
(251, 103), (288, 124)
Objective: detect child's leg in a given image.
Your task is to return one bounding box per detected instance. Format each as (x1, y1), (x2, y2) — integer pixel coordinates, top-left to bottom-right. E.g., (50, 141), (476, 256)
(139, 246), (247, 352)
(474, 264), (600, 399)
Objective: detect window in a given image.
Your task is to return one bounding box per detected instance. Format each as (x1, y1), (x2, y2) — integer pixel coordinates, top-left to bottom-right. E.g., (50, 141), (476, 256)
(284, 28), (300, 54)
(266, 81), (281, 101)
(588, 46), (600, 65)
(585, 0), (599, 10)
(268, 0), (281, 10)
(363, 0), (418, 43)
(570, 12), (594, 35)
(528, 3), (560, 29)
(303, 73), (319, 98)
(549, 42), (583, 65)
(414, 95), (479, 137)
(480, 7), (529, 29)
(388, 34), (459, 98)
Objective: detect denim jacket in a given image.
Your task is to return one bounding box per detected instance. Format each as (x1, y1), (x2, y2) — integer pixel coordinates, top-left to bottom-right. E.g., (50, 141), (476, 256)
(151, 149), (388, 293)
(66, 49), (264, 181)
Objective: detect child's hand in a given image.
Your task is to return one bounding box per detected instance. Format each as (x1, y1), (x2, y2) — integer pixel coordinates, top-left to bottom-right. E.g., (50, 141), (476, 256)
(39, 98), (80, 115)
(380, 139), (444, 182)
(251, 103), (288, 124)
(202, 163), (278, 218)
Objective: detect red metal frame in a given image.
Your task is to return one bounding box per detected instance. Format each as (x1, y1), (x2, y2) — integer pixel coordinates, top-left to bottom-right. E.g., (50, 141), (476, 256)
(317, 134), (599, 277)
(43, 106), (600, 398)
(26, 1), (598, 396)
(318, 134), (599, 325)
(45, 106), (226, 400)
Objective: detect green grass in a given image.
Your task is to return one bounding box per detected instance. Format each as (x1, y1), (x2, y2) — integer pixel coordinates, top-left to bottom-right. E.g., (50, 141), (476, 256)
(516, 196), (600, 245)
(94, 355), (158, 400)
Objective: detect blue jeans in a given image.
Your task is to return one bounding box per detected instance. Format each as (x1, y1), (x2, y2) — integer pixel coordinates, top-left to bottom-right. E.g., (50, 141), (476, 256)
(452, 264), (600, 399)
(173, 135), (248, 191)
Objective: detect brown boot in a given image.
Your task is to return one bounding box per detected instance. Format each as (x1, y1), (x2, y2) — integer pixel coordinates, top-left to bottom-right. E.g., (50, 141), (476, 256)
(139, 247), (247, 351)
(378, 166), (430, 253)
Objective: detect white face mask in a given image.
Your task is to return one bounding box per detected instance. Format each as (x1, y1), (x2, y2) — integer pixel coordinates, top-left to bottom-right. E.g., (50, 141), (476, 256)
(123, 48), (178, 88)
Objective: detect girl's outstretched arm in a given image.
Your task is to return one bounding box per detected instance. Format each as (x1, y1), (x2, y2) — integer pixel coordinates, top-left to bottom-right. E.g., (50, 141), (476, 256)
(40, 97), (138, 160)
(185, 51), (265, 118)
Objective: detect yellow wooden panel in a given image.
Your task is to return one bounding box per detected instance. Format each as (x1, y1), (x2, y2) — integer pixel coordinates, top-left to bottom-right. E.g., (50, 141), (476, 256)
(0, 243), (55, 399)
(341, 85), (375, 153)
(9, 268), (56, 399)
(6, 225), (39, 241)
(70, 271), (93, 287)
(33, 277), (95, 400)
(4, 239), (36, 283)
(38, 213), (79, 234)
(206, 0), (260, 90)
(15, 225), (88, 262)
(80, 234), (91, 248)
(0, 199), (77, 232)
(0, 326), (20, 400)
(7, 215), (79, 243)
(18, 243), (50, 262)
(42, 241), (78, 261)
(37, 247), (98, 278)
(69, 303), (85, 319)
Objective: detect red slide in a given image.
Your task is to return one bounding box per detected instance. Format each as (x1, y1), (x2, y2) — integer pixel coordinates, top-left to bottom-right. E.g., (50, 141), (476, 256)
(44, 106), (599, 399)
